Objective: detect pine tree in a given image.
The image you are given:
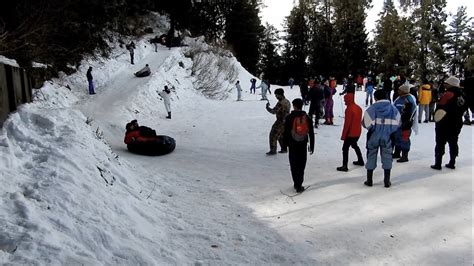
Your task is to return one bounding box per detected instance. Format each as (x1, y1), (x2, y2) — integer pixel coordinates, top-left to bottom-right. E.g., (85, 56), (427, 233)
(224, 0), (263, 75)
(258, 24), (282, 84)
(332, 0), (370, 77)
(308, 0), (337, 78)
(374, 0), (416, 77)
(400, 0), (448, 79)
(282, 2), (310, 82)
(446, 6), (472, 76)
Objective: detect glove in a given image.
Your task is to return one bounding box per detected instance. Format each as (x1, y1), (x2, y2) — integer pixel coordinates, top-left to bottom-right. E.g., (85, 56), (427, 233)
(339, 92), (343, 96)
(308, 146), (314, 155)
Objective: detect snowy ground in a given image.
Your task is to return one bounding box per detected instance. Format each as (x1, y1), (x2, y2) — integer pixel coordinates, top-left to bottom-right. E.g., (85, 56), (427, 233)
(0, 37), (472, 265)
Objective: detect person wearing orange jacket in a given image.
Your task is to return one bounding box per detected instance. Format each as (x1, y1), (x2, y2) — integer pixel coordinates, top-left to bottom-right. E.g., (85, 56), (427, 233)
(418, 79), (432, 123)
(337, 93), (364, 172)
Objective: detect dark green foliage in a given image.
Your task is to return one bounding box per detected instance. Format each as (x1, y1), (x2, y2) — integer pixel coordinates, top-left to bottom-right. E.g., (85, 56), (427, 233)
(188, 2), (227, 42)
(332, 0), (370, 77)
(446, 6), (472, 76)
(308, 1), (337, 78)
(258, 24), (283, 84)
(282, 2), (310, 82)
(224, 0), (263, 75)
(0, 0), (155, 73)
(374, 1), (416, 76)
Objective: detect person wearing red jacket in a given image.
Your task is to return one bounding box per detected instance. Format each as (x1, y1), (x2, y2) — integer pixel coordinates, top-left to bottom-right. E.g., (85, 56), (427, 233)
(337, 93), (364, 171)
(124, 120), (157, 144)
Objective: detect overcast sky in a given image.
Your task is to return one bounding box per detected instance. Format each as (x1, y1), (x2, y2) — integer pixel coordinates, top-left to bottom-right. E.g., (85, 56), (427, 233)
(261, 0), (474, 36)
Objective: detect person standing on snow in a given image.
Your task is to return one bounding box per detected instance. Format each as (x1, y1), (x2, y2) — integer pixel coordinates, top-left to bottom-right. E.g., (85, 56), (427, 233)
(256, 79), (269, 100)
(340, 75), (355, 95)
(158, 85), (172, 119)
(362, 90), (400, 188)
(308, 80), (324, 128)
(323, 79), (336, 125)
(392, 84), (418, 163)
(337, 93), (364, 172)
(418, 78), (432, 123)
(266, 88), (291, 155)
(127, 41), (136, 65)
(431, 76), (467, 170)
(236, 80), (242, 101)
(288, 77), (295, 89)
(283, 98), (315, 193)
(365, 77), (375, 106)
(86, 66), (95, 95)
(249, 78), (257, 94)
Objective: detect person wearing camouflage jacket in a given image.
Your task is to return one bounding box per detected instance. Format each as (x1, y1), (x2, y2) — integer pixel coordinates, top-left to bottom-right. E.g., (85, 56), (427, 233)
(266, 88), (291, 155)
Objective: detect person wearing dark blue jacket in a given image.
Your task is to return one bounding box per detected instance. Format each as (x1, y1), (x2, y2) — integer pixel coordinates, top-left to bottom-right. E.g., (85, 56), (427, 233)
(362, 90), (400, 187)
(393, 84), (418, 163)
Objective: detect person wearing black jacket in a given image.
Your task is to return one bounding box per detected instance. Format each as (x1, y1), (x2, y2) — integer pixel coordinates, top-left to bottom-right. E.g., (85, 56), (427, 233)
(86, 66), (95, 95)
(340, 75), (355, 95)
(431, 76), (468, 170)
(283, 98), (315, 193)
(307, 82), (324, 128)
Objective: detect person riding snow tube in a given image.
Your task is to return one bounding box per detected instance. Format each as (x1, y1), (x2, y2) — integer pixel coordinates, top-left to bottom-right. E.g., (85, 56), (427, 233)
(124, 120), (176, 156)
(134, 64), (151, 77)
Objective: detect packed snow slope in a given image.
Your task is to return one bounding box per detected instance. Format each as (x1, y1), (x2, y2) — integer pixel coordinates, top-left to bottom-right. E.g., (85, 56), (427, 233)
(0, 37), (472, 265)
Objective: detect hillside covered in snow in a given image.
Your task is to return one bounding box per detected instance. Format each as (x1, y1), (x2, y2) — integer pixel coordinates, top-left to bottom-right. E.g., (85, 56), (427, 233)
(0, 33), (472, 265)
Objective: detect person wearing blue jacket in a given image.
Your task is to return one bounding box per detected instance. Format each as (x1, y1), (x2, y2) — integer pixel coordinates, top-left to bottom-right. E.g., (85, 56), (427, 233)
(393, 84), (418, 163)
(362, 89), (401, 188)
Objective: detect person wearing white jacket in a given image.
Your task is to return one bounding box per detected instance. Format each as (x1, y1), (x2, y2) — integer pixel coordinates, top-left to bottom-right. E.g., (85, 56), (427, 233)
(236, 80), (242, 101)
(158, 86), (172, 119)
(256, 80), (269, 100)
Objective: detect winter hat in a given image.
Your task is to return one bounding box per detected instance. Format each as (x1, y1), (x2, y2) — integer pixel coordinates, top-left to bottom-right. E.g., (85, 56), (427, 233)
(444, 76), (460, 88)
(398, 84), (411, 94)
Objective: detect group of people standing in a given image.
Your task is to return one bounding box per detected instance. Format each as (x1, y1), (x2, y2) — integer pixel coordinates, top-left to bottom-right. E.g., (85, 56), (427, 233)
(299, 77), (338, 128)
(263, 74), (469, 193)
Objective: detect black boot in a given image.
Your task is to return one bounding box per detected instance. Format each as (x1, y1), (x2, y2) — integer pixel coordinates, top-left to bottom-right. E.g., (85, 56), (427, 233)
(392, 147), (401, 159)
(445, 157), (456, 169)
(384, 169), (391, 188)
(364, 170), (373, 187)
(397, 151), (408, 163)
(337, 165), (348, 172)
(166, 112), (171, 119)
(430, 155), (442, 170)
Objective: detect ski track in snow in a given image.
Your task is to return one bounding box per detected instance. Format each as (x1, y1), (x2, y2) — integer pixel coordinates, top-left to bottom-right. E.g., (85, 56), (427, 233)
(0, 36), (472, 265)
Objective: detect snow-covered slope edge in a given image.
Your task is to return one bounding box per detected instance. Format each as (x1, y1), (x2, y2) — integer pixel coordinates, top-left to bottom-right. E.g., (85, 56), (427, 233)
(0, 41), (315, 264)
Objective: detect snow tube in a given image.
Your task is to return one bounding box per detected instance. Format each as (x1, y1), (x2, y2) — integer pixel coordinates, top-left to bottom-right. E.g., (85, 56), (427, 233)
(127, 135), (176, 156)
(134, 70), (151, 77)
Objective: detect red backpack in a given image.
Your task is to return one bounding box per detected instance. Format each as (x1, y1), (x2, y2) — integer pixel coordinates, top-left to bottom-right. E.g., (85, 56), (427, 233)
(291, 115), (309, 141)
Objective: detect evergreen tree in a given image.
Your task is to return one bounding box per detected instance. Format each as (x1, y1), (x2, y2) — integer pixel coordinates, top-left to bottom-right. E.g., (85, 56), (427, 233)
(400, 0), (448, 79)
(465, 21), (474, 72)
(332, 0), (370, 77)
(224, 0), (263, 75)
(446, 6), (472, 76)
(258, 24), (282, 84)
(282, 2), (310, 82)
(308, 0), (337, 78)
(374, 0), (416, 76)
(188, 1), (227, 42)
